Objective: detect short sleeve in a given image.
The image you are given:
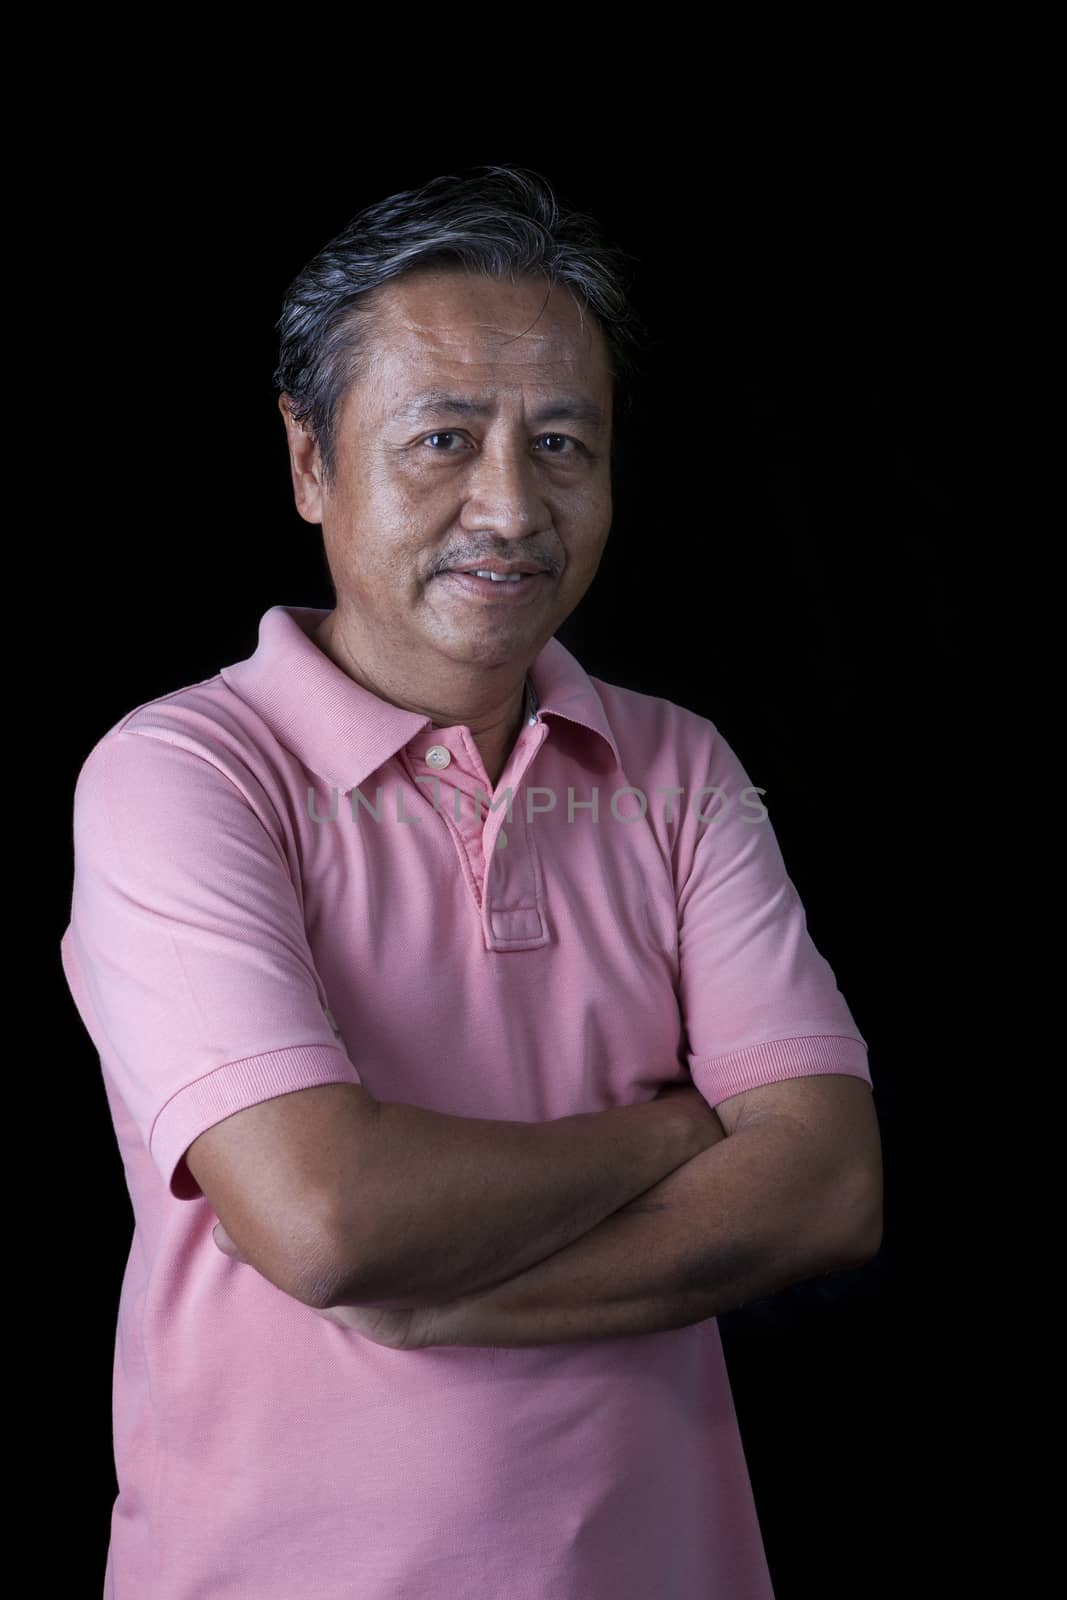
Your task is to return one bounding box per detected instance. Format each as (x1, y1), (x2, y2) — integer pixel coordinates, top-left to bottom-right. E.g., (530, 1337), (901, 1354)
(676, 726), (872, 1108)
(61, 727), (363, 1200)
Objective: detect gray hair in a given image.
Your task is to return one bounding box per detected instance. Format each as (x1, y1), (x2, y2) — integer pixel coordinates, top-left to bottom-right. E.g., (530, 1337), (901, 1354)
(273, 164), (648, 490)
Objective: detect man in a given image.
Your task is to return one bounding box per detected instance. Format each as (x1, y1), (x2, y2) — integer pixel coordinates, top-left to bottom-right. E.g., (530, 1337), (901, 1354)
(61, 166), (882, 1599)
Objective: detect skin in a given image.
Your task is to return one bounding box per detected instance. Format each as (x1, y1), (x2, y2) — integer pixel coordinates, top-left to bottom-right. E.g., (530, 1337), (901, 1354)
(279, 267), (616, 787)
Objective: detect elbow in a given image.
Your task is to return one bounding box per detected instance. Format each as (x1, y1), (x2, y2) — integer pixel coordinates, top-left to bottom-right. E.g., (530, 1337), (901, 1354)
(862, 1176), (885, 1256)
(862, 1198), (885, 1260)
(301, 1206), (383, 1311)
(210, 1204), (361, 1312)
(848, 1213), (883, 1266)
(857, 1159), (885, 1259)
(287, 1231), (355, 1311)
(827, 1163), (884, 1267)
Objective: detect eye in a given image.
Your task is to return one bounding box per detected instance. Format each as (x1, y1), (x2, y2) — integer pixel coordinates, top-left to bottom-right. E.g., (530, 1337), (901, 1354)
(535, 434), (582, 455)
(420, 431), (585, 456)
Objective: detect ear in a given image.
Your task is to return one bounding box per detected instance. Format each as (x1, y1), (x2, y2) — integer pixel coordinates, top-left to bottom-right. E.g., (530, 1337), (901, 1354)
(278, 394), (326, 525)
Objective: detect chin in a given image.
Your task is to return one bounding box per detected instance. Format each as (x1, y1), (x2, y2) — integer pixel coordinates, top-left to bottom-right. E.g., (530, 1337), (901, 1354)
(439, 633), (535, 668)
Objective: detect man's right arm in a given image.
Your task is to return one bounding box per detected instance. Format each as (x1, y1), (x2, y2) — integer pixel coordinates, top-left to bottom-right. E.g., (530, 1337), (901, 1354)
(317, 1086), (722, 1311)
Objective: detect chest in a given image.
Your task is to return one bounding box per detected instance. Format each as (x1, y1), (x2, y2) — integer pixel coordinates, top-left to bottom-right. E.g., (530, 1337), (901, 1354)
(295, 763), (687, 1120)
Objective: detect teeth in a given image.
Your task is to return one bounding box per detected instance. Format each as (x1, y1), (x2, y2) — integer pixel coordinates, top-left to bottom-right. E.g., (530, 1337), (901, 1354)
(473, 570), (524, 582)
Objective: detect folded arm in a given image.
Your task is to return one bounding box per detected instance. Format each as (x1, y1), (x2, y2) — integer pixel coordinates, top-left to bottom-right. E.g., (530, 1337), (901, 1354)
(211, 1073), (881, 1353)
(337, 1073), (877, 1350)
(421, 1093), (880, 1348)
(312, 1087), (723, 1311)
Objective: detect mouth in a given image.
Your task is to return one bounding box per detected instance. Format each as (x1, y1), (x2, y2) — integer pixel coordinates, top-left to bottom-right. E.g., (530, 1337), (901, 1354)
(436, 569), (551, 603)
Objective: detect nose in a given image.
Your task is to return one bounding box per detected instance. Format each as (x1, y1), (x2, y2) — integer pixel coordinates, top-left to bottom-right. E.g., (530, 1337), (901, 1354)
(459, 438), (551, 541)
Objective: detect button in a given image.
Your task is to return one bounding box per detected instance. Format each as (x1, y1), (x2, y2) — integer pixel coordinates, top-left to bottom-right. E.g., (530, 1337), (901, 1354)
(425, 745), (451, 768)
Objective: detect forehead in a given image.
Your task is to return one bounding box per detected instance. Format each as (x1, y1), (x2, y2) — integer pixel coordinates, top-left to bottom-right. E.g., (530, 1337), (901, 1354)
(360, 268), (612, 390)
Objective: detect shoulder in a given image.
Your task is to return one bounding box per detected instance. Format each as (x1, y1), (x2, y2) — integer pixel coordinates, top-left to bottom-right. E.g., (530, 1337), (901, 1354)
(588, 672), (727, 777)
(577, 672), (773, 880)
(71, 672), (285, 835)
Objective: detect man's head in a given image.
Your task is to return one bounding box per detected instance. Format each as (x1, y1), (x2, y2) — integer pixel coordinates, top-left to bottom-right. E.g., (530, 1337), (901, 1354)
(274, 166), (645, 686)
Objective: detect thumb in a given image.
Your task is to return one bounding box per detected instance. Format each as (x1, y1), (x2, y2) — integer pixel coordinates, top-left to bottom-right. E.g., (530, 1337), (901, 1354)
(213, 1222), (239, 1255)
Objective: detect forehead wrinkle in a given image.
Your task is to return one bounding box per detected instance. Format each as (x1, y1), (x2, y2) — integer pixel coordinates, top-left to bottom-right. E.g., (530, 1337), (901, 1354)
(389, 388), (608, 430)
(359, 286), (609, 427)
(386, 297), (592, 358)
(397, 324), (582, 365)
(470, 321), (548, 339)
(379, 343), (595, 404)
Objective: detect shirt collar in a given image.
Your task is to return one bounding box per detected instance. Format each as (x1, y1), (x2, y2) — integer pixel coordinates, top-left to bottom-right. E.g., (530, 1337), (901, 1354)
(219, 604), (620, 794)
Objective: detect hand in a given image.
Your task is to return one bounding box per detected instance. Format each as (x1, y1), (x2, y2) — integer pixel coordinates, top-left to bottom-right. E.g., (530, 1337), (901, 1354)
(653, 1080), (728, 1151)
(310, 1298), (437, 1350)
(212, 1223), (437, 1349)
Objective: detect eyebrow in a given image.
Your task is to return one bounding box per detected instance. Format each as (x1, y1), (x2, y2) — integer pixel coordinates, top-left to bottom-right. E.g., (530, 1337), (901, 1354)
(390, 390), (608, 431)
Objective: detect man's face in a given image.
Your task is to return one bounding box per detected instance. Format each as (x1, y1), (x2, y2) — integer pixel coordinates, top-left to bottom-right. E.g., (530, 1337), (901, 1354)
(293, 268), (614, 675)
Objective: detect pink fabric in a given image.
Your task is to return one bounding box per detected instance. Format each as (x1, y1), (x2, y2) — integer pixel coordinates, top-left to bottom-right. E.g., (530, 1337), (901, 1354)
(61, 603), (872, 1599)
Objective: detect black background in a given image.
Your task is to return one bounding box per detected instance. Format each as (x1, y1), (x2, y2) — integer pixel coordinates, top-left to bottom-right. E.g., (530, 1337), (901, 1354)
(53, 144), (976, 1597)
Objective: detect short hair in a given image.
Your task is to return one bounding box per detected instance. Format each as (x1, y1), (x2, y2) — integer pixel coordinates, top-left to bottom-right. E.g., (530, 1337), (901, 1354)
(273, 164), (647, 490)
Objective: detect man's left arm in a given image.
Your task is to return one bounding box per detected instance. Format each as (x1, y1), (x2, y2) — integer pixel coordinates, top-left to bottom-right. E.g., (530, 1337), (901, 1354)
(414, 1073), (882, 1349)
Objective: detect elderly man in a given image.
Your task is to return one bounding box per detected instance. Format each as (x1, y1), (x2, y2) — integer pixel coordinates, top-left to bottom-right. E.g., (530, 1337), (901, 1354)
(61, 166), (882, 1599)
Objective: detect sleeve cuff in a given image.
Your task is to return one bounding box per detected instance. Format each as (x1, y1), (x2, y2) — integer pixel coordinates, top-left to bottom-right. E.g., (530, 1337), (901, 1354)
(151, 1043), (364, 1199)
(688, 1033), (872, 1109)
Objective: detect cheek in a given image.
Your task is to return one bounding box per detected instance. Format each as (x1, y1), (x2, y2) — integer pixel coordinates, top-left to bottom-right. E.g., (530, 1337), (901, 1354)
(367, 463), (458, 539)
(565, 474), (612, 530)
(563, 498), (612, 567)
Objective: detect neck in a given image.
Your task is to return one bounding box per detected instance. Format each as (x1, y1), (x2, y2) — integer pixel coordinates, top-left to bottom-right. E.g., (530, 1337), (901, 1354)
(313, 612), (532, 788)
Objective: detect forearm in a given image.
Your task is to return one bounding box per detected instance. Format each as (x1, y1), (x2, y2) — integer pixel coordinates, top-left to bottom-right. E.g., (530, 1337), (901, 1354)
(424, 1118), (879, 1347)
(321, 1094), (712, 1310)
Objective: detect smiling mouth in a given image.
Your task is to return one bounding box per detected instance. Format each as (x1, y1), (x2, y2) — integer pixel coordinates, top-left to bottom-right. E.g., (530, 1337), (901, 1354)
(437, 569), (550, 601)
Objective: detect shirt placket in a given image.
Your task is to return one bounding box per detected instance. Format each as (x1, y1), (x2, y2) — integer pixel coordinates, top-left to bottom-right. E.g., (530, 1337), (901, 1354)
(401, 686), (551, 953)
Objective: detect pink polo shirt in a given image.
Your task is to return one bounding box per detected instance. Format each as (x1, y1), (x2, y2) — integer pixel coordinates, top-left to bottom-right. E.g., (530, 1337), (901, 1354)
(60, 602), (872, 1600)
